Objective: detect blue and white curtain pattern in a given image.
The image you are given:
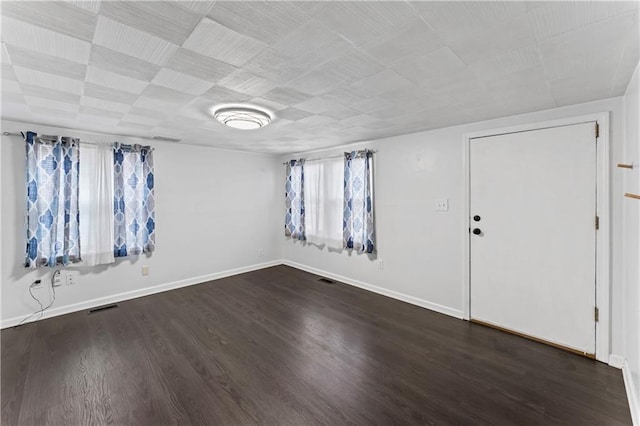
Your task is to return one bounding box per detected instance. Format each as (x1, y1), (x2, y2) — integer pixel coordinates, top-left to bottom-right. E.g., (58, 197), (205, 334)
(343, 150), (375, 253)
(113, 143), (155, 257)
(285, 159), (306, 240)
(25, 131), (81, 267)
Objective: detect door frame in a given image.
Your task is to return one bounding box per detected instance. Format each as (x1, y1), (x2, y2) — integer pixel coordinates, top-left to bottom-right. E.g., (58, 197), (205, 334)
(461, 112), (610, 363)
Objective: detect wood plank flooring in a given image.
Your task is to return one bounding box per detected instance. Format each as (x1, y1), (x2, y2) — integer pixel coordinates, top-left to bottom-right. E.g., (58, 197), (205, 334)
(1, 265), (632, 425)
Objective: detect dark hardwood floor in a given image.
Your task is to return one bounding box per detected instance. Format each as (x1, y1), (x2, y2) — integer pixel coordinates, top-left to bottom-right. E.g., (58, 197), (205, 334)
(1, 265), (631, 425)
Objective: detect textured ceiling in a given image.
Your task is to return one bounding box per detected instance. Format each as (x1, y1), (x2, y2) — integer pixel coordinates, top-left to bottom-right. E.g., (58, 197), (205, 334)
(1, 1), (639, 153)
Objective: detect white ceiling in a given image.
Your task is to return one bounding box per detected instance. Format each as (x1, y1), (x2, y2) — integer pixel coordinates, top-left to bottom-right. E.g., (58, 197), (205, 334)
(1, 1), (638, 153)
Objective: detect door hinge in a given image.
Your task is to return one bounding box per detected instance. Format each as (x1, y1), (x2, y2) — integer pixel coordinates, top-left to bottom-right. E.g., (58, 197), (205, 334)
(595, 215), (600, 230)
(594, 306), (599, 322)
(595, 122), (599, 139)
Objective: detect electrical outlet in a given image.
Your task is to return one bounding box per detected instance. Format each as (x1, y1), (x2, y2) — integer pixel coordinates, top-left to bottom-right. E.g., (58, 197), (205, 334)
(66, 272), (77, 286)
(435, 198), (449, 212)
(52, 272), (63, 287)
(378, 260), (384, 270)
(141, 266), (150, 276)
(257, 248), (264, 258)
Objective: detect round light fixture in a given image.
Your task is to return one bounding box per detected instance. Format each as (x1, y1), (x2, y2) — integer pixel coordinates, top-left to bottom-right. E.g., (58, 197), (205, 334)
(213, 106), (271, 130)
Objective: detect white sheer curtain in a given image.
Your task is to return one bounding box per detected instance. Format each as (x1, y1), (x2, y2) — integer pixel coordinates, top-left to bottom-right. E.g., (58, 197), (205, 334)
(303, 157), (344, 248)
(79, 143), (115, 266)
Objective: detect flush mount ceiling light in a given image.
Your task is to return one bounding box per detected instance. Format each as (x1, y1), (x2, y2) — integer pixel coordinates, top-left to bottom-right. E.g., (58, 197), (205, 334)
(213, 106), (271, 130)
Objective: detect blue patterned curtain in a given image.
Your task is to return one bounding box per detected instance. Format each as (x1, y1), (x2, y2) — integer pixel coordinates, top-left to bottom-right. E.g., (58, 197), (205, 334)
(285, 159), (306, 240)
(343, 150), (375, 253)
(113, 143), (155, 257)
(25, 131), (81, 267)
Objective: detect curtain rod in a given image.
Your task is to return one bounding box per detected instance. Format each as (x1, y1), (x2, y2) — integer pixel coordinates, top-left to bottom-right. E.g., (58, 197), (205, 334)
(3, 130), (174, 144)
(3, 131), (102, 145)
(282, 149), (377, 165)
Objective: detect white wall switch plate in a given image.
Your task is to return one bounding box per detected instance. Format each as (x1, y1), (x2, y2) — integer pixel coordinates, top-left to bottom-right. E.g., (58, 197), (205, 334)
(435, 198), (449, 212)
(142, 266), (150, 276)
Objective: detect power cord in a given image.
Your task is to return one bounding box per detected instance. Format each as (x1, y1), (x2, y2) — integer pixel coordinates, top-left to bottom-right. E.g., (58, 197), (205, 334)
(16, 270), (59, 326)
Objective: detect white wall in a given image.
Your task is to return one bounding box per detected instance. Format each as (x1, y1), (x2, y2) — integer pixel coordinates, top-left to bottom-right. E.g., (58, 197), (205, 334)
(622, 62), (640, 424)
(1, 120), (282, 327)
(282, 97), (627, 359)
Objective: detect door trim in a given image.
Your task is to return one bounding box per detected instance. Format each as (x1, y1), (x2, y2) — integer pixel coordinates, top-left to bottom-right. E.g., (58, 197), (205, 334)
(461, 112), (610, 363)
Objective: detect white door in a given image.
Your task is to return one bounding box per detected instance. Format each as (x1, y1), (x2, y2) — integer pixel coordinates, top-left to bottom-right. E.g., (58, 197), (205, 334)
(469, 122), (597, 355)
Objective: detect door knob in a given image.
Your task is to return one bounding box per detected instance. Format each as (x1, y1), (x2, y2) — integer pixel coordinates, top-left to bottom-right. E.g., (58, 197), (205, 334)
(473, 215), (481, 222)
(472, 228), (482, 235)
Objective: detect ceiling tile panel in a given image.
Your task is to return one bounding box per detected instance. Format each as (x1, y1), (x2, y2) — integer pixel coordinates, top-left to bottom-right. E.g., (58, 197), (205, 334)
(260, 87), (312, 106)
(151, 68), (214, 96)
(393, 47), (467, 85)
(310, 1), (420, 46)
(539, 11), (638, 81)
(120, 114), (163, 126)
(469, 45), (541, 81)
(207, 1), (310, 44)
(1, 1), (98, 41)
(83, 82), (140, 104)
(132, 96), (187, 113)
(118, 121), (156, 131)
(85, 66), (149, 94)
(171, 1), (216, 15)
(80, 105), (125, 120)
(30, 106), (77, 119)
(66, 0), (102, 14)
(141, 85), (194, 103)
(201, 85), (252, 103)
(249, 97), (287, 112)
(127, 107), (169, 120)
(182, 18), (268, 67)
(276, 107), (314, 121)
(14, 66), (84, 95)
(362, 20), (444, 66)
(1, 17), (92, 64)
(164, 48), (237, 82)
(448, 17), (535, 65)
(76, 114), (120, 128)
(414, 1), (526, 43)
(22, 84), (81, 104)
(100, 1), (201, 45)
(25, 96), (80, 113)
(93, 16), (178, 66)
(242, 49), (307, 84)
(218, 69), (278, 97)
(88, 45), (161, 82)
(5, 45), (87, 80)
(80, 96), (131, 113)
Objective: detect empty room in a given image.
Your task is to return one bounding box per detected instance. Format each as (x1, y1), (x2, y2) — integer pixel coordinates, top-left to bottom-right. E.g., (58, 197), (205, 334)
(1, 1), (639, 424)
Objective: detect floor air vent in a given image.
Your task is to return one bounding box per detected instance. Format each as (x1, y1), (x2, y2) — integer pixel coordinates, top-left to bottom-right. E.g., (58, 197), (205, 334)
(318, 277), (335, 284)
(88, 304), (119, 314)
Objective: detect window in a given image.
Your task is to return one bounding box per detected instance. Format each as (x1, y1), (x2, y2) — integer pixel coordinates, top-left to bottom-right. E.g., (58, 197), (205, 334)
(24, 131), (81, 268)
(113, 143), (156, 257)
(284, 150), (376, 254)
(303, 157), (344, 248)
(78, 143), (115, 266)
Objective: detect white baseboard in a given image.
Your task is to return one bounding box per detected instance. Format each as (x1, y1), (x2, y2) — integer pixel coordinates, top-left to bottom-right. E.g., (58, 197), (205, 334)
(623, 360), (639, 426)
(282, 260), (464, 319)
(609, 354), (626, 369)
(1, 260), (283, 329)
